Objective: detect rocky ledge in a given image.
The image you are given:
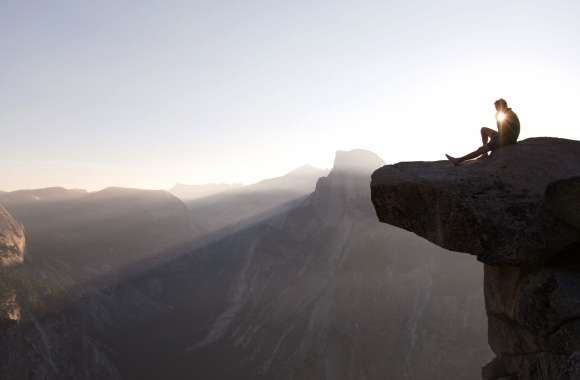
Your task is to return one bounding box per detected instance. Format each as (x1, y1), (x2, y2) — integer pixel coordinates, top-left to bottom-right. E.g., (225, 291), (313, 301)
(370, 138), (580, 380)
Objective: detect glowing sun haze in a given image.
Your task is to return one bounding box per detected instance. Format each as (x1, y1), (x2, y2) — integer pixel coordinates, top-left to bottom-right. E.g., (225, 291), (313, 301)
(2, 0), (580, 191)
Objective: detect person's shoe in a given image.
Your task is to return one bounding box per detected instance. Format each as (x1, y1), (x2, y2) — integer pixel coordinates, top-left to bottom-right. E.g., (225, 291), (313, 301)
(445, 154), (460, 166)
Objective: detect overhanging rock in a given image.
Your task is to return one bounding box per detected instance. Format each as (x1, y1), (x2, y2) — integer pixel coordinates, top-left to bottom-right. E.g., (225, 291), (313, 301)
(370, 137), (580, 380)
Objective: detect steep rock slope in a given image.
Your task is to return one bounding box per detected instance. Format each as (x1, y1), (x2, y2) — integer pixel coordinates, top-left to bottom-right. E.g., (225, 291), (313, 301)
(0, 205), (25, 324)
(105, 149), (488, 380)
(195, 150), (489, 379)
(370, 138), (580, 379)
(0, 205), (25, 267)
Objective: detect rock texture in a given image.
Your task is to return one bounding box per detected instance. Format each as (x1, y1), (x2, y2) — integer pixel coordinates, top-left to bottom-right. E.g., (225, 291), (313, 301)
(0, 205), (25, 326)
(0, 204), (25, 267)
(370, 137), (580, 380)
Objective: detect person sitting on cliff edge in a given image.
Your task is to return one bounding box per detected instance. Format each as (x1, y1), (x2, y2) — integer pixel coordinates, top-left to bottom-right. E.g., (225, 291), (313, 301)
(446, 98), (520, 166)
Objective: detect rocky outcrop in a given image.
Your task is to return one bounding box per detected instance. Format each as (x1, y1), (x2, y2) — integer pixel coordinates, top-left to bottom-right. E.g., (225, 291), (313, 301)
(0, 204), (25, 267)
(370, 138), (580, 380)
(0, 204), (25, 326)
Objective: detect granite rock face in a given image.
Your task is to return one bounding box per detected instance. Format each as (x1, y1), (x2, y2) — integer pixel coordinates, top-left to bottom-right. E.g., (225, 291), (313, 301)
(0, 205), (25, 325)
(370, 138), (580, 380)
(0, 204), (25, 267)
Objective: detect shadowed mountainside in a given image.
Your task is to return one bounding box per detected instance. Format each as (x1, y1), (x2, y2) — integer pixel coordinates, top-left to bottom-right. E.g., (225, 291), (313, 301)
(0, 187), (196, 284)
(371, 138), (580, 380)
(185, 165), (329, 238)
(0, 151), (489, 380)
(168, 150), (490, 380)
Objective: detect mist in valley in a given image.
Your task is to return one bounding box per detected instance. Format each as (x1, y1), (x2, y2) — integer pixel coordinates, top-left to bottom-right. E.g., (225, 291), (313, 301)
(0, 151), (490, 380)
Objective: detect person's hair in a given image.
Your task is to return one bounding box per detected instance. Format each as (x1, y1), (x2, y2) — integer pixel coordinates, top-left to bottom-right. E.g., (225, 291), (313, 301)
(494, 98), (508, 109)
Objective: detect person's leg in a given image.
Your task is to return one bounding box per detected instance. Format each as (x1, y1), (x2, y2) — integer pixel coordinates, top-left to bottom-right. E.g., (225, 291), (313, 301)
(446, 145), (492, 166)
(481, 127), (496, 145)
(446, 128), (497, 166)
(480, 128), (497, 158)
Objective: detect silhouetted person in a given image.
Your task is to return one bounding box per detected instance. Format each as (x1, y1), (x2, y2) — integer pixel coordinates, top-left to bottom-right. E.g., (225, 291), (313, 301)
(446, 98), (520, 165)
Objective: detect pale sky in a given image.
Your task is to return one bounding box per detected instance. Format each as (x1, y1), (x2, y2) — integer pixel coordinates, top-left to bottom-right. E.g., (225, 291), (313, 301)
(2, 0), (580, 191)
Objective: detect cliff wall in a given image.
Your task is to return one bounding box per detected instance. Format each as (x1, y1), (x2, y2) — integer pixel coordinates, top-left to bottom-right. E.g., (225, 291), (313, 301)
(371, 138), (580, 379)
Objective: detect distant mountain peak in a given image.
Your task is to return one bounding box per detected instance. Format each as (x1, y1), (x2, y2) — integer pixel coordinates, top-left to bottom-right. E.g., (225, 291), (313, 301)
(332, 149), (384, 173)
(285, 164), (326, 177)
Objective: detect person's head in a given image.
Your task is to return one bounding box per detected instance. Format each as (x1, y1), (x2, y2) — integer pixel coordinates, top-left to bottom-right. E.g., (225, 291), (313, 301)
(494, 98), (508, 112)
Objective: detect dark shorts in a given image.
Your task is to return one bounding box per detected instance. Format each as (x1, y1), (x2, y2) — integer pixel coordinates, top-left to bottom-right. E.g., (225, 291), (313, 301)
(488, 134), (517, 151)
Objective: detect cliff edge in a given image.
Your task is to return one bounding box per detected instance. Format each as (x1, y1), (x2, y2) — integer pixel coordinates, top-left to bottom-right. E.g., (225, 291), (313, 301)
(370, 137), (580, 380)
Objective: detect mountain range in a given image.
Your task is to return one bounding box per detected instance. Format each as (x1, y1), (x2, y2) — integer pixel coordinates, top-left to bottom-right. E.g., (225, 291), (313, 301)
(0, 152), (489, 380)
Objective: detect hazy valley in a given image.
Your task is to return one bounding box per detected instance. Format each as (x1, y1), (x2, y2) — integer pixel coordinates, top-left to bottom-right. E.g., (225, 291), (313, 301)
(0, 150), (490, 379)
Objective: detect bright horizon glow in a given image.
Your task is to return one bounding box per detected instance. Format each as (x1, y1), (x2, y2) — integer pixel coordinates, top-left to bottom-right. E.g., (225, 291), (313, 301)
(2, 1), (580, 191)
